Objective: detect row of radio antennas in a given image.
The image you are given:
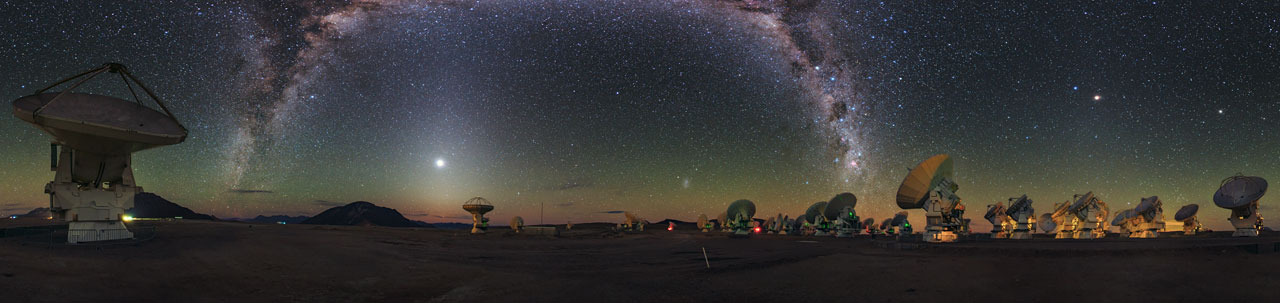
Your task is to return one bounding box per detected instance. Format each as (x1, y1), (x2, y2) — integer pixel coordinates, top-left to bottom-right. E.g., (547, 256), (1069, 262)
(460, 159), (1260, 239)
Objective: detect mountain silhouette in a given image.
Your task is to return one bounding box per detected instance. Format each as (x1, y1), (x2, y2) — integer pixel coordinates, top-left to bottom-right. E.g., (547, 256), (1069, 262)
(300, 201), (420, 227)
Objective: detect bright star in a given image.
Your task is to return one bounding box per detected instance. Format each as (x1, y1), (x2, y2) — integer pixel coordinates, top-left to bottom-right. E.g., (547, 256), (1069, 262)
(435, 158), (446, 168)
(1093, 95), (1101, 101)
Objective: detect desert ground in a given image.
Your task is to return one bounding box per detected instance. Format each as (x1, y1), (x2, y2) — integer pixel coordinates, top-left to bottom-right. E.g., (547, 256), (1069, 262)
(2, 220), (1278, 303)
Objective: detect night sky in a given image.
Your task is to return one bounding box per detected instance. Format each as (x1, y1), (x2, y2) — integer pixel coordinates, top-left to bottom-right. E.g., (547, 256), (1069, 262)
(1, 1), (1276, 230)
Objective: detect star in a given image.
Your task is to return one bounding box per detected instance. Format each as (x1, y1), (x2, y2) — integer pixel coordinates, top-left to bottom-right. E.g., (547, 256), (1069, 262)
(435, 158), (446, 168)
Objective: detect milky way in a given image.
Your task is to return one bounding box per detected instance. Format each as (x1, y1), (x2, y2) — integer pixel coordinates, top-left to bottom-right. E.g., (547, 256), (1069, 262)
(227, 0), (875, 193)
(2, 1), (1276, 228)
(705, 0), (874, 184)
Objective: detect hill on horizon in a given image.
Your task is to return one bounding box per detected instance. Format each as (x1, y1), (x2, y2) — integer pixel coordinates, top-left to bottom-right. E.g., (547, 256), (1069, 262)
(13, 207), (50, 218)
(128, 193), (218, 220)
(301, 201), (425, 228)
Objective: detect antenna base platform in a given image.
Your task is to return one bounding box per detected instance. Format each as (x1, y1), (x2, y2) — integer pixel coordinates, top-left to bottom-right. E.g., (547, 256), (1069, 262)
(46, 147), (139, 243)
(1182, 220), (1201, 235)
(1074, 228), (1105, 239)
(923, 230), (958, 243)
(1229, 213), (1263, 237)
(68, 221), (134, 243)
(1232, 228), (1260, 237)
(1128, 230), (1157, 238)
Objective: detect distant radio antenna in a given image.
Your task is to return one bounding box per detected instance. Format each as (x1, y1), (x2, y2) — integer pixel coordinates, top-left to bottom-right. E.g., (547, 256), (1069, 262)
(462, 197), (494, 234)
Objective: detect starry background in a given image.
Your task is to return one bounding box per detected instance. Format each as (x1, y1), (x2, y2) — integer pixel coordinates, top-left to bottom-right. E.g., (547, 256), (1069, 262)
(1, 0), (1276, 230)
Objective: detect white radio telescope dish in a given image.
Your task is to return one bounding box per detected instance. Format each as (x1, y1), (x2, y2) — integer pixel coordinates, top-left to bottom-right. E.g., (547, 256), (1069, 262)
(1004, 195), (1035, 239)
(983, 202), (1010, 238)
(12, 63), (187, 243)
(803, 201), (831, 236)
(825, 193), (861, 237)
(511, 216), (524, 232)
(1038, 213), (1056, 233)
(463, 197), (494, 234)
(725, 199), (757, 236)
(1174, 204), (1202, 235)
(1213, 175), (1267, 237)
(895, 154), (967, 242)
(1063, 192), (1109, 239)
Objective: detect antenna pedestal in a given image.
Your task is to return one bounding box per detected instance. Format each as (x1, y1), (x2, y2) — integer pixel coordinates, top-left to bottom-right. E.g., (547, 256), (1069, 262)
(1073, 224), (1105, 239)
(1071, 204), (1109, 239)
(835, 217), (860, 238)
(1009, 212), (1035, 239)
(1054, 219), (1076, 239)
(1130, 221), (1163, 238)
(896, 220), (913, 240)
(462, 198), (494, 234)
(730, 214), (752, 236)
(921, 189), (964, 243)
(1128, 228), (1156, 238)
(812, 216), (832, 236)
(1228, 213), (1262, 237)
(923, 230), (958, 242)
(46, 146), (139, 243)
(469, 213), (488, 234)
(1181, 219), (1200, 235)
(990, 223), (1010, 239)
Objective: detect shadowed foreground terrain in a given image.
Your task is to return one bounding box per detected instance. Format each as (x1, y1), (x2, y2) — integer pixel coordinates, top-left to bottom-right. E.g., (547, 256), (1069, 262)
(1, 220), (1277, 302)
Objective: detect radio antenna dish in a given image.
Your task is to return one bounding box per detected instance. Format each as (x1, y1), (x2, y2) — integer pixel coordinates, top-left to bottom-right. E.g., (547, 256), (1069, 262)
(825, 193), (861, 237)
(463, 197), (494, 234)
(804, 201), (830, 236)
(1062, 192), (1109, 239)
(1111, 209), (1139, 236)
(619, 212), (645, 232)
(725, 199), (757, 236)
(1004, 195), (1035, 239)
(1038, 213), (1056, 233)
(715, 212), (728, 232)
(762, 216), (776, 234)
(12, 63), (188, 243)
(879, 218), (894, 235)
(773, 213), (789, 235)
(895, 154), (968, 242)
(1128, 196), (1165, 238)
(1213, 175), (1267, 237)
(1174, 204), (1202, 236)
(510, 216), (524, 233)
(984, 202), (1010, 239)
